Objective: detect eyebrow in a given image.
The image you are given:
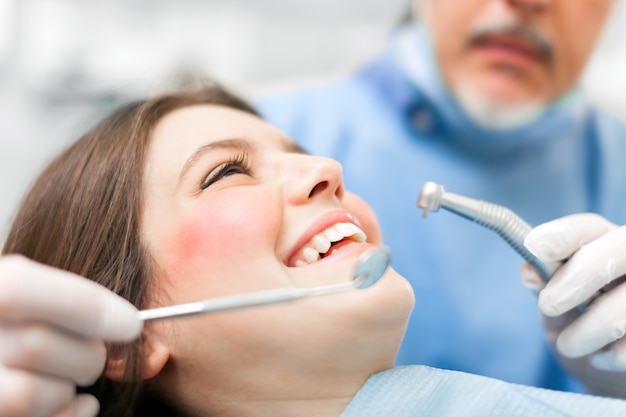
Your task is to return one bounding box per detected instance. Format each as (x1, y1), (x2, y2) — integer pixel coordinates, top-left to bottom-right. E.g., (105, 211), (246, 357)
(177, 138), (250, 187)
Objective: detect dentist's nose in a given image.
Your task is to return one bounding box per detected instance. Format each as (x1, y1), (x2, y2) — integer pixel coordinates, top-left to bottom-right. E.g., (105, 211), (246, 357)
(506, 0), (550, 15)
(285, 155), (344, 205)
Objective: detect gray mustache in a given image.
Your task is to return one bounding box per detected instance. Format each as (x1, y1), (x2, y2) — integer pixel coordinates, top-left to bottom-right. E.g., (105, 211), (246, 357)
(468, 21), (554, 65)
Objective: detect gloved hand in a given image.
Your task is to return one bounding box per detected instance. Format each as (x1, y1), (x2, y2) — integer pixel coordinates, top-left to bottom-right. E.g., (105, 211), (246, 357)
(521, 213), (626, 397)
(0, 255), (142, 417)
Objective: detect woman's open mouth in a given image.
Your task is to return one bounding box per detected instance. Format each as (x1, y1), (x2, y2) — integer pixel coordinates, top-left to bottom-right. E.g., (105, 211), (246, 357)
(288, 222), (367, 267)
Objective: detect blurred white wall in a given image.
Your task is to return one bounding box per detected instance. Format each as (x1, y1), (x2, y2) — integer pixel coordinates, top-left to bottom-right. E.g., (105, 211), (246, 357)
(0, 0), (406, 240)
(581, 0), (626, 120)
(1, 0), (626, 241)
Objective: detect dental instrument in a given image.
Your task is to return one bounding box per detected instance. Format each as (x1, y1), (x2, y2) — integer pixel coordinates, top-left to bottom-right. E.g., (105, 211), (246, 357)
(417, 181), (614, 312)
(416, 181), (561, 281)
(139, 246), (390, 322)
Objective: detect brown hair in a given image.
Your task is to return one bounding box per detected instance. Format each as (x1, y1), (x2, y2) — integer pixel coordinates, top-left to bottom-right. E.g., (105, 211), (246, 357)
(2, 81), (258, 417)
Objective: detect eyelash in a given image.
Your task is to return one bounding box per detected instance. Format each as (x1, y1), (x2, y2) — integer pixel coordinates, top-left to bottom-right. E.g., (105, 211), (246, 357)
(200, 152), (251, 190)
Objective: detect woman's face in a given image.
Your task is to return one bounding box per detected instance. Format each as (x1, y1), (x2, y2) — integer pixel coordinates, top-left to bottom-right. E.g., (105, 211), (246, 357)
(139, 104), (414, 405)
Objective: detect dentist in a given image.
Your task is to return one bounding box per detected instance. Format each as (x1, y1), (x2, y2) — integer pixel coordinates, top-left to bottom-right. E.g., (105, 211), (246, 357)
(257, 0), (626, 394)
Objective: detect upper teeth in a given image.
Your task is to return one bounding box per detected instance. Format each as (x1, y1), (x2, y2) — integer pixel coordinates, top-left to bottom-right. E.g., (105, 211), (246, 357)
(294, 222), (367, 267)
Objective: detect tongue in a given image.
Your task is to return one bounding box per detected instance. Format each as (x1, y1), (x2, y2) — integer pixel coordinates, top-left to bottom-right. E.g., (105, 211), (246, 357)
(324, 238), (355, 258)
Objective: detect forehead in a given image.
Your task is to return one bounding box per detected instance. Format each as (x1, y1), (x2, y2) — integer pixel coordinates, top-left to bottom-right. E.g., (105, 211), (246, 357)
(151, 104), (287, 151)
(146, 104), (295, 171)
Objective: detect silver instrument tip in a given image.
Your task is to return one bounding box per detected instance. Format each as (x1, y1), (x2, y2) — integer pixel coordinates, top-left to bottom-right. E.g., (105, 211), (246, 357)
(417, 181), (445, 218)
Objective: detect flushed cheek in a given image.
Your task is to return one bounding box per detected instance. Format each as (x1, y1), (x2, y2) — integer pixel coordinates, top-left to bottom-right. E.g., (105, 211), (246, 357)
(161, 189), (282, 295)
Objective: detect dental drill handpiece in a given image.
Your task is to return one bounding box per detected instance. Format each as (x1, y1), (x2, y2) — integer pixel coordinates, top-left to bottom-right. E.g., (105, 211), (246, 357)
(416, 181), (562, 282)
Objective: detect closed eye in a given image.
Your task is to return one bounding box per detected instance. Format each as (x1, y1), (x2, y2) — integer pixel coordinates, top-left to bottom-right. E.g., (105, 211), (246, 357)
(201, 152), (251, 190)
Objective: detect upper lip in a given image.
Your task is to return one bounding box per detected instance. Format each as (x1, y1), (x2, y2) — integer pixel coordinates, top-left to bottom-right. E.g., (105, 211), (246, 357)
(284, 210), (365, 266)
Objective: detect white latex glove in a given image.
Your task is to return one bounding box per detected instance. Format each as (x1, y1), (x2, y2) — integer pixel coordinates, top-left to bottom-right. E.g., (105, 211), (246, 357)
(0, 255), (142, 417)
(522, 213), (626, 397)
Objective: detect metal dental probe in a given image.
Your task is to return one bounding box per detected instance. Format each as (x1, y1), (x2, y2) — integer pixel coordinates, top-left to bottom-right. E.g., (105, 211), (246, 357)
(416, 181), (561, 281)
(139, 246), (390, 322)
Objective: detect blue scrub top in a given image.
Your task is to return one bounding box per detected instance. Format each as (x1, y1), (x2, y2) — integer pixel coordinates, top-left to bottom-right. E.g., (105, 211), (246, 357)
(257, 24), (626, 392)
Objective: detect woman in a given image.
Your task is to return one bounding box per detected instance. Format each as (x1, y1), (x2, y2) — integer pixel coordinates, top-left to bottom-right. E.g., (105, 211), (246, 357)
(1, 83), (411, 417)
(1, 83), (625, 417)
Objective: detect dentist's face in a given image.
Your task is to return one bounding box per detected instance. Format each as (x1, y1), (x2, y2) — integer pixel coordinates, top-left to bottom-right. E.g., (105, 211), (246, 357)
(140, 105), (413, 406)
(420, 0), (613, 106)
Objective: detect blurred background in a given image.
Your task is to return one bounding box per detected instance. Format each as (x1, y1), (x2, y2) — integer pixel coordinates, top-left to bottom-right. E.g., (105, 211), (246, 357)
(1, 0), (626, 240)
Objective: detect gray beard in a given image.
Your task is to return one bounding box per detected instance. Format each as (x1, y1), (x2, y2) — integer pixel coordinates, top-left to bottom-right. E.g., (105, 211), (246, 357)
(454, 81), (547, 130)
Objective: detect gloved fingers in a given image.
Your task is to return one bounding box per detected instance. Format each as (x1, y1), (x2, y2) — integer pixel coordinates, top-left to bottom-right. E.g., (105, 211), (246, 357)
(0, 324), (107, 386)
(0, 364), (75, 417)
(589, 337), (626, 372)
(0, 255), (141, 341)
(519, 261), (548, 295)
(524, 213), (616, 262)
(536, 226), (626, 316)
(50, 395), (100, 417)
(555, 282), (626, 358)
(520, 262), (582, 339)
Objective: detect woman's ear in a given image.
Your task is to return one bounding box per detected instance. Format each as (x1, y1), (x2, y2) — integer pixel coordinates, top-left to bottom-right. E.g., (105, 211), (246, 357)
(104, 332), (171, 381)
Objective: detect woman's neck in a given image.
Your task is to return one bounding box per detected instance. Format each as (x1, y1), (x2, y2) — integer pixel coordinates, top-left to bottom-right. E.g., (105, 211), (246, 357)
(201, 393), (357, 417)
(163, 360), (388, 417)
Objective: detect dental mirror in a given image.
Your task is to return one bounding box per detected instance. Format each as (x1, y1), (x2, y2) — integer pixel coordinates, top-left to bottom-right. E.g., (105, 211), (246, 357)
(353, 245), (390, 289)
(139, 246), (390, 322)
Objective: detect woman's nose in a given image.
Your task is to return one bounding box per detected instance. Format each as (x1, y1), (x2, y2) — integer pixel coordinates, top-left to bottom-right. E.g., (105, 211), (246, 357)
(285, 155), (344, 205)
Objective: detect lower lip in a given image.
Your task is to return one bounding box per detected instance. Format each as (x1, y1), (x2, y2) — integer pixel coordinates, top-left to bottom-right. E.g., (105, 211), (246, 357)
(475, 45), (541, 68)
